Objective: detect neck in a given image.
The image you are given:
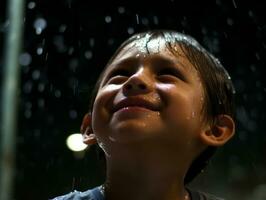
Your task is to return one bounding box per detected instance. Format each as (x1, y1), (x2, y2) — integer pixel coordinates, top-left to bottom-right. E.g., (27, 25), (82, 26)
(102, 143), (191, 200)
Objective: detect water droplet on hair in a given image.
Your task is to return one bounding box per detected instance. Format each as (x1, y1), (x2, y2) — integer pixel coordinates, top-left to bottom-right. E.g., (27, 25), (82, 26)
(108, 136), (116, 142)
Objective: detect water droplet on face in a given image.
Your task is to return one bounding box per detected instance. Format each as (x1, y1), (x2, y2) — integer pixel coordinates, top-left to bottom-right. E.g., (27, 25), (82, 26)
(191, 111), (195, 118)
(108, 136), (116, 142)
(98, 142), (111, 157)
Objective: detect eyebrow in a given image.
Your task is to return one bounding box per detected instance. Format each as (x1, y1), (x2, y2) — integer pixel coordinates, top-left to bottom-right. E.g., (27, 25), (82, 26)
(101, 55), (188, 86)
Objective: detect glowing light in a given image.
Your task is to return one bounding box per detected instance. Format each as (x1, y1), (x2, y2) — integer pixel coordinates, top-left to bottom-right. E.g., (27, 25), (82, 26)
(66, 133), (87, 152)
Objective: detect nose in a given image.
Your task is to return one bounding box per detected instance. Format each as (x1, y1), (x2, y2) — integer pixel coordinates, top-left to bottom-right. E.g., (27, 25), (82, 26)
(122, 68), (152, 95)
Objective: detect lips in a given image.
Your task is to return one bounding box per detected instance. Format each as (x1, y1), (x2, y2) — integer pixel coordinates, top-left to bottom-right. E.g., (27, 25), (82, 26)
(112, 97), (159, 113)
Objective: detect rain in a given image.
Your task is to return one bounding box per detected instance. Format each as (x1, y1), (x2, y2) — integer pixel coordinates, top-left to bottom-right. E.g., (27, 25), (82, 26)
(0, 1), (265, 200)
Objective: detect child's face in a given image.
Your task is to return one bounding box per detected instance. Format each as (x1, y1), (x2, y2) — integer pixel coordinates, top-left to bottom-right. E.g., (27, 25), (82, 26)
(91, 37), (207, 153)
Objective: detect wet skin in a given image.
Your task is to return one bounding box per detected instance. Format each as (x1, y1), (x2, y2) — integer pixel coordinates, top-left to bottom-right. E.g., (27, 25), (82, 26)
(91, 38), (206, 156)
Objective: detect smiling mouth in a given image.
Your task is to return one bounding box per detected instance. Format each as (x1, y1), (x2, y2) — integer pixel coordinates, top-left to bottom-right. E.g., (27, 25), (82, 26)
(112, 97), (159, 113)
(116, 106), (152, 112)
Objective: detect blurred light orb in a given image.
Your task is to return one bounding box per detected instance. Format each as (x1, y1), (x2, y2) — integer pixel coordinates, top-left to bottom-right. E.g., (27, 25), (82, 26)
(66, 133), (87, 152)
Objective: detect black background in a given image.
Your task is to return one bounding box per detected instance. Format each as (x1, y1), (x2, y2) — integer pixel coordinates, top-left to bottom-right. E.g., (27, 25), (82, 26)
(0, 0), (266, 199)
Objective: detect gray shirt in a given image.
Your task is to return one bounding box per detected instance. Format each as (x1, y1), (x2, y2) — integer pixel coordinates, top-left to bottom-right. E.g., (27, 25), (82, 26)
(50, 185), (224, 200)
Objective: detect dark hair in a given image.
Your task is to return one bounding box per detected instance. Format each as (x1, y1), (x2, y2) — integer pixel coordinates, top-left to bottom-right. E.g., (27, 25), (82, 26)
(88, 30), (236, 184)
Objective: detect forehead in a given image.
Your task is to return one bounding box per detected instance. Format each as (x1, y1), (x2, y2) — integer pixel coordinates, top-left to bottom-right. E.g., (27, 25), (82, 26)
(109, 37), (194, 70)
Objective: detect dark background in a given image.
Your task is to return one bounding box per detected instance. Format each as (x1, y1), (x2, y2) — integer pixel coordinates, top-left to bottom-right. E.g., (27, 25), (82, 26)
(0, 0), (266, 199)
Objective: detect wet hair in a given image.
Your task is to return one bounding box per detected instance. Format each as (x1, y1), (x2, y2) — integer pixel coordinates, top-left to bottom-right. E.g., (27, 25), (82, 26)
(88, 30), (236, 184)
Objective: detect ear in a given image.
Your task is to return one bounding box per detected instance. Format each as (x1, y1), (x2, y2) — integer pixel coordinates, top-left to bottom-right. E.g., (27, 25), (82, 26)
(81, 113), (97, 145)
(200, 114), (235, 147)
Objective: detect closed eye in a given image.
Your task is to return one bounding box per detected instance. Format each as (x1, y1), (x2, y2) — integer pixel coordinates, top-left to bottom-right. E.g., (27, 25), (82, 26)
(105, 69), (131, 84)
(157, 67), (185, 81)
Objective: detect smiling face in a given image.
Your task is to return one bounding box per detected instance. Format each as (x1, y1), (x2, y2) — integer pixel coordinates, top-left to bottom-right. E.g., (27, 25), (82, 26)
(91, 36), (207, 155)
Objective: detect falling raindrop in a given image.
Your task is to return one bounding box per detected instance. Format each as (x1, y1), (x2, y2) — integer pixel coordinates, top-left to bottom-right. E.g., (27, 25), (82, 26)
(107, 38), (114, 46)
(232, 0), (237, 8)
(68, 47), (74, 55)
(59, 24), (67, 33)
(33, 18), (47, 35)
(25, 101), (32, 109)
(38, 99), (45, 108)
(141, 17), (149, 25)
(84, 51), (93, 59)
(248, 10), (254, 18)
(69, 58), (78, 71)
(38, 83), (45, 92)
(36, 47), (43, 55)
(19, 53), (32, 66)
(24, 109), (32, 119)
(53, 35), (67, 52)
(23, 81), (33, 93)
(136, 14), (139, 24)
(89, 38), (95, 47)
(255, 52), (260, 60)
(127, 27), (134, 35)
(153, 16), (159, 25)
(27, 1), (36, 9)
(32, 70), (40, 80)
(105, 16), (112, 23)
(117, 6), (125, 14)
(54, 90), (61, 98)
(227, 18), (234, 26)
(69, 110), (78, 119)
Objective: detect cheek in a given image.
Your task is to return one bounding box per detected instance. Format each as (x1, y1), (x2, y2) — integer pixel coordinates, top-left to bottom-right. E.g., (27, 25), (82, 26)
(92, 84), (121, 134)
(159, 84), (204, 128)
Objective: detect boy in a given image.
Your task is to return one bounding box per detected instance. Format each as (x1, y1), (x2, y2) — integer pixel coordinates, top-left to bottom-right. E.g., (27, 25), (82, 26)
(52, 30), (235, 200)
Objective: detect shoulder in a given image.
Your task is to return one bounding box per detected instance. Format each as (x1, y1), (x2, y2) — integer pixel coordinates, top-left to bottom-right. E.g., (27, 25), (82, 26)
(197, 191), (225, 200)
(49, 185), (104, 200)
(187, 188), (225, 200)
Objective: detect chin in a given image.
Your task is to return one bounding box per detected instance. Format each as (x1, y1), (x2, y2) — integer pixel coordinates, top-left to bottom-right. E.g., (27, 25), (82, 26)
(109, 121), (160, 143)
